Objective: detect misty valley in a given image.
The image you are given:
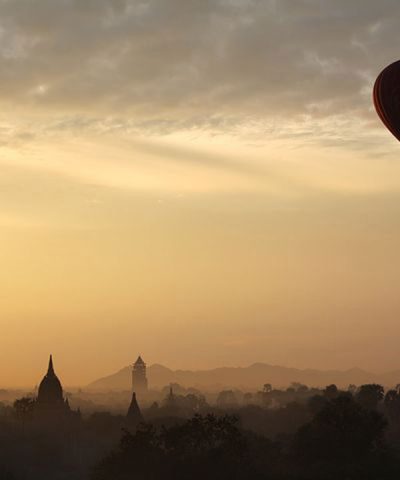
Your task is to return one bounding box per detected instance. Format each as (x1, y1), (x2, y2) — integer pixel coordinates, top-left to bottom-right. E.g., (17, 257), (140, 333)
(1, 356), (400, 479)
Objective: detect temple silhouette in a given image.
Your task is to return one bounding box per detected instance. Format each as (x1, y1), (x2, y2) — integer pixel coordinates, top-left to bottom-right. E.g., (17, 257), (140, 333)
(132, 355), (148, 394)
(34, 354), (145, 429)
(126, 391), (144, 429)
(126, 355), (147, 427)
(28, 355), (148, 433)
(34, 355), (80, 426)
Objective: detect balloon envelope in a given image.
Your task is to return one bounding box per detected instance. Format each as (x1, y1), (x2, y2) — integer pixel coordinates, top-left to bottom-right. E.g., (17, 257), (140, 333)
(374, 60), (400, 142)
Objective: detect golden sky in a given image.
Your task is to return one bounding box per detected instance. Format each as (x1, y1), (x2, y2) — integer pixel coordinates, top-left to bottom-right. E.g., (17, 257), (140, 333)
(2, 0), (400, 386)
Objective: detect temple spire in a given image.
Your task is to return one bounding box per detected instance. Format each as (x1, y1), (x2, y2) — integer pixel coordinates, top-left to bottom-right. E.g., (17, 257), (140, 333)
(132, 355), (148, 393)
(47, 354), (55, 375)
(126, 391), (144, 427)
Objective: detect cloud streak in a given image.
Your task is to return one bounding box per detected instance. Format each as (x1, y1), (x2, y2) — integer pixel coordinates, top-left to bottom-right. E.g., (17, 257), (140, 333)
(0, 0), (398, 134)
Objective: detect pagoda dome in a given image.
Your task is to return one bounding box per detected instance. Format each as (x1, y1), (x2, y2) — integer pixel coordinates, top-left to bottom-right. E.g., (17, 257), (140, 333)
(37, 355), (64, 404)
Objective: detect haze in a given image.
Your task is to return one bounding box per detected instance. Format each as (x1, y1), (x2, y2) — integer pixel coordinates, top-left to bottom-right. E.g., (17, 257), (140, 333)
(2, 0), (400, 387)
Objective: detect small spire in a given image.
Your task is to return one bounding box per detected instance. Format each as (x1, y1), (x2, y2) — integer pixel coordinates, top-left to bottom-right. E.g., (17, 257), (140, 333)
(135, 355), (145, 365)
(47, 354), (55, 375)
(127, 391), (144, 425)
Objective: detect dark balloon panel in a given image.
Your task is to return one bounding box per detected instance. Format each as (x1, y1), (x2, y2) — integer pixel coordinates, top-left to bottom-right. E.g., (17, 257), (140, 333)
(374, 60), (400, 142)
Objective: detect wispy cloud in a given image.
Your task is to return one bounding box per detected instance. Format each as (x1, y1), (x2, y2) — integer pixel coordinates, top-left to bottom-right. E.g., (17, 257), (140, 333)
(0, 0), (397, 139)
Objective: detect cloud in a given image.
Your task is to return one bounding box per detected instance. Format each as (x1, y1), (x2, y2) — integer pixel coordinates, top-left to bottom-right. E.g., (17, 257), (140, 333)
(0, 0), (398, 134)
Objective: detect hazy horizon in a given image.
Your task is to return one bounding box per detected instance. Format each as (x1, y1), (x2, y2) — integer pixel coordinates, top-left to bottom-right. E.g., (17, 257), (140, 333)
(2, 0), (400, 387)
(4, 355), (400, 390)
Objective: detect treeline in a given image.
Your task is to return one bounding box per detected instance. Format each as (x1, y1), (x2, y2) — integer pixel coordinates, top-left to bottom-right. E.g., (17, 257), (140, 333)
(93, 387), (400, 480)
(2, 383), (400, 479)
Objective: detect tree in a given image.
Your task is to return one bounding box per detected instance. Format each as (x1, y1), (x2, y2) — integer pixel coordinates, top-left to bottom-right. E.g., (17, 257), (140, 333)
(161, 414), (245, 459)
(290, 382), (308, 393)
(348, 384), (357, 395)
(92, 415), (251, 480)
(356, 384), (384, 410)
(294, 395), (388, 478)
(263, 383), (272, 393)
(183, 393), (207, 411)
(13, 397), (35, 430)
(216, 390), (238, 407)
(243, 392), (253, 404)
(323, 384), (338, 399)
(384, 389), (400, 421)
(307, 394), (328, 414)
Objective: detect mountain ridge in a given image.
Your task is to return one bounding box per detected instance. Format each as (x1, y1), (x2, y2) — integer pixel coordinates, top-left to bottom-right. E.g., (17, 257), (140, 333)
(87, 362), (400, 391)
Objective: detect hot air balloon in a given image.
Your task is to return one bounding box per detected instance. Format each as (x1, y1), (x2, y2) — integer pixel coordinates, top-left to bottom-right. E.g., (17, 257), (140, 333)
(374, 60), (400, 141)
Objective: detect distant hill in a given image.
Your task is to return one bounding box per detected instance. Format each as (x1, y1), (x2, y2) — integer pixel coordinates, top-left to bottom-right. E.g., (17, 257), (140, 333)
(86, 363), (400, 392)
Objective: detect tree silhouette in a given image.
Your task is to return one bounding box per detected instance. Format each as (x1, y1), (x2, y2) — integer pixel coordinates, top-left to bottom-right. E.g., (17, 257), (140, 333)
(13, 397), (35, 431)
(92, 414), (252, 480)
(216, 390), (238, 407)
(355, 384), (384, 410)
(323, 384), (338, 400)
(263, 383), (272, 393)
(384, 389), (400, 422)
(307, 394), (328, 414)
(294, 395), (389, 479)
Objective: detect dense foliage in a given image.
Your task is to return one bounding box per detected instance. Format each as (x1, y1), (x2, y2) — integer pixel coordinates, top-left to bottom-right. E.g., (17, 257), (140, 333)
(92, 395), (400, 480)
(3, 384), (400, 479)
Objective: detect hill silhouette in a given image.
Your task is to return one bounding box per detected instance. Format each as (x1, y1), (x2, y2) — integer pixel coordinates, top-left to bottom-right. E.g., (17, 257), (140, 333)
(87, 363), (400, 391)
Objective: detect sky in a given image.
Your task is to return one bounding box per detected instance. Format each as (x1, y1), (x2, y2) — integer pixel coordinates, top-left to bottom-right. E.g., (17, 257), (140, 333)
(3, 0), (400, 387)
